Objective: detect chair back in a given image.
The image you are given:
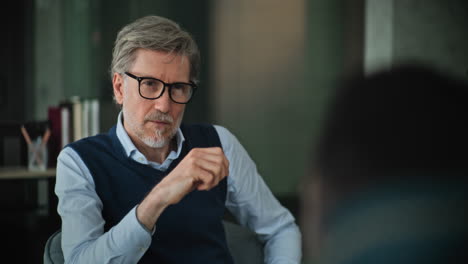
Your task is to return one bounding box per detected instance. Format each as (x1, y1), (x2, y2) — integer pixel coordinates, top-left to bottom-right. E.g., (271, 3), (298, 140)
(223, 220), (264, 264)
(43, 230), (64, 264)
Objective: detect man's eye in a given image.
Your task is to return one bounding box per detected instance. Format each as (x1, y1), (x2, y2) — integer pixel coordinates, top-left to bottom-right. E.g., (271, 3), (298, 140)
(172, 83), (186, 90)
(142, 80), (157, 86)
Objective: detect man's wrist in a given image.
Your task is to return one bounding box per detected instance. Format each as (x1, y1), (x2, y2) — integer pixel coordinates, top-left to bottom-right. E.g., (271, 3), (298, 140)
(136, 189), (169, 230)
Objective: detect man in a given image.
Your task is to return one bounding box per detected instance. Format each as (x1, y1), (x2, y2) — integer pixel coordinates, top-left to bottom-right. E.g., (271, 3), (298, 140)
(55, 15), (301, 263)
(300, 63), (468, 264)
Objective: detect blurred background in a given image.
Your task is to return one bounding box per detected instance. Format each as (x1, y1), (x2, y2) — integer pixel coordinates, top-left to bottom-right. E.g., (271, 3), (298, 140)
(1, 0), (468, 262)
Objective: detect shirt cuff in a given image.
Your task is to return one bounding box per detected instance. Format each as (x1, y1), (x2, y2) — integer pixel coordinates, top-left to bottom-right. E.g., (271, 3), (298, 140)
(135, 204), (156, 235)
(112, 205), (153, 254)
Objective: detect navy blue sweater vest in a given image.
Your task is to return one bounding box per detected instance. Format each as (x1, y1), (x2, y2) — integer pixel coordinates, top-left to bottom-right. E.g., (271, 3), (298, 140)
(69, 124), (234, 264)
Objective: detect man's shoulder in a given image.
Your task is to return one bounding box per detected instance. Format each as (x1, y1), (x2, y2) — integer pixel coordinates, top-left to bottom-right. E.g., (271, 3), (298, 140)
(69, 133), (109, 147)
(181, 123), (234, 137)
(181, 122), (214, 129)
(66, 127), (115, 153)
(181, 123), (227, 148)
(180, 123), (216, 134)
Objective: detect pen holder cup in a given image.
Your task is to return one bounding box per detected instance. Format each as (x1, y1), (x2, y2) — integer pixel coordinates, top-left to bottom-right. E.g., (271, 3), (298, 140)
(28, 140), (48, 171)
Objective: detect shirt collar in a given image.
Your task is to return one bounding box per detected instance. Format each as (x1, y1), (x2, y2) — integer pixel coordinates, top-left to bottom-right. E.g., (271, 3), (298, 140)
(115, 111), (185, 169)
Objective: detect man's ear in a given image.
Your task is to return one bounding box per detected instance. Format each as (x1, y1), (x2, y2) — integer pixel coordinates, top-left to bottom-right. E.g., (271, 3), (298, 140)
(113, 72), (124, 105)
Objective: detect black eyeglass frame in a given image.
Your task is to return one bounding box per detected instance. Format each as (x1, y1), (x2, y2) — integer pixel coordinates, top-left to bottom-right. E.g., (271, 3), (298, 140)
(124, 72), (197, 104)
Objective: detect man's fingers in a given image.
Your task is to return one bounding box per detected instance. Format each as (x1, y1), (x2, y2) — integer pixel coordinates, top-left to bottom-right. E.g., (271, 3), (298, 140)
(193, 163), (227, 191)
(187, 147), (229, 178)
(160, 147), (229, 205)
(190, 147), (227, 163)
(195, 156), (228, 175)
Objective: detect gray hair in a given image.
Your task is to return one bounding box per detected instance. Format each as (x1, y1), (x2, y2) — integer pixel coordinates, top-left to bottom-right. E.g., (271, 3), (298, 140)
(110, 15), (200, 84)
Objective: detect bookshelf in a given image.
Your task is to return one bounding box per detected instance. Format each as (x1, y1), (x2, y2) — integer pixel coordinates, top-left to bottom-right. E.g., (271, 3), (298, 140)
(0, 167), (56, 180)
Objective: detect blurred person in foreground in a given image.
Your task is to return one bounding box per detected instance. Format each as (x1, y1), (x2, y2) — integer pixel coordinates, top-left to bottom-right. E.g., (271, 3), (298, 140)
(55, 15), (301, 263)
(301, 63), (468, 264)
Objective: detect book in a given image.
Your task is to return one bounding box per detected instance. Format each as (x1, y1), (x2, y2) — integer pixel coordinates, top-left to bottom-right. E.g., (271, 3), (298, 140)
(70, 96), (82, 142)
(59, 100), (73, 147)
(90, 98), (100, 136)
(82, 99), (90, 138)
(79, 97), (100, 138)
(52, 96), (100, 149)
(60, 107), (70, 148)
(47, 106), (62, 167)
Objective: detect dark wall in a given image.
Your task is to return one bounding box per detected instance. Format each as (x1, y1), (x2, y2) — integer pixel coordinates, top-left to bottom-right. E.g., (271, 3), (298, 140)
(1, 0), (34, 122)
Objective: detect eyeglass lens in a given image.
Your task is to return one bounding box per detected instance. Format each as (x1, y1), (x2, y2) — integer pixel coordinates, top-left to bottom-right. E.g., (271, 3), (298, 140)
(140, 79), (193, 103)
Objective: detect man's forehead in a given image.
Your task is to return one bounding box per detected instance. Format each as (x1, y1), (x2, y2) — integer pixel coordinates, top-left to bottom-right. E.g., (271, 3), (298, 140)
(130, 49), (191, 80)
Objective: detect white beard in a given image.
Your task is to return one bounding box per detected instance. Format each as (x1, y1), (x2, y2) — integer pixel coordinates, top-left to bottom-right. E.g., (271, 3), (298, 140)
(123, 107), (183, 149)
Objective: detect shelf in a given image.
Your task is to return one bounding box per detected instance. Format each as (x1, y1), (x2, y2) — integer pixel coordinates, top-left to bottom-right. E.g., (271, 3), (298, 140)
(0, 167), (56, 180)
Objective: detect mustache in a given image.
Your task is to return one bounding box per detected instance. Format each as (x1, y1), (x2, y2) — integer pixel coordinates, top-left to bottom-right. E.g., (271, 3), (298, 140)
(144, 111), (173, 123)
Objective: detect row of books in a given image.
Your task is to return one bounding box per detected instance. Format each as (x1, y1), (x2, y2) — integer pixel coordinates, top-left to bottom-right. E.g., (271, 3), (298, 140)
(47, 96), (100, 166)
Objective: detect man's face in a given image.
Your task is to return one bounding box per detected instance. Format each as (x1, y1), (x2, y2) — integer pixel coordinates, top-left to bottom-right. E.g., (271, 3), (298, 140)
(113, 49), (189, 149)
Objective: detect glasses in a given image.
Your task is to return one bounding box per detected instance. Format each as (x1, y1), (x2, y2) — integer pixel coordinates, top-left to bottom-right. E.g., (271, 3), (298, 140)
(124, 72), (197, 104)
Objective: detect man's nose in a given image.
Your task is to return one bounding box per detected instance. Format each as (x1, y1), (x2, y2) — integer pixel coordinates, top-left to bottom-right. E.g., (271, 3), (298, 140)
(153, 87), (172, 113)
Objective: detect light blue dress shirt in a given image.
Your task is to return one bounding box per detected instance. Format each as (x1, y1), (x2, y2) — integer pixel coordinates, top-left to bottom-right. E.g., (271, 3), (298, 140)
(55, 112), (302, 263)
